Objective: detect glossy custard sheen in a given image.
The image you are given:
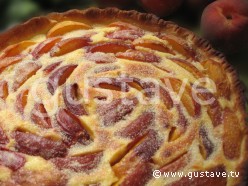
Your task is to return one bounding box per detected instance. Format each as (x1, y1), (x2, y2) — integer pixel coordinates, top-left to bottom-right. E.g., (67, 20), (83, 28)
(0, 15), (247, 186)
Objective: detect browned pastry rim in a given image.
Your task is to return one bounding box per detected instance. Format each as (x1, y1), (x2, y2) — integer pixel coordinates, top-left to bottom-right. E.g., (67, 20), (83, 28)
(0, 7), (247, 186)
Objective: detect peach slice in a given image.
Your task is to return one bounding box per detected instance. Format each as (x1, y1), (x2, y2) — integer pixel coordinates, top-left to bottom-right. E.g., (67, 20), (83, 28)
(0, 56), (23, 73)
(163, 77), (201, 117)
(50, 37), (90, 57)
(32, 37), (62, 60)
(0, 127), (9, 146)
(168, 126), (182, 142)
(127, 80), (144, 92)
(197, 90), (222, 126)
(85, 52), (117, 64)
(47, 21), (92, 38)
(15, 89), (29, 114)
(223, 108), (242, 159)
(1, 41), (36, 58)
(132, 130), (160, 161)
(127, 77), (158, 98)
(113, 130), (159, 177)
(118, 112), (154, 139)
(43, 61), (61, 75)
(0, 150), (26, 171)
(87, 42), (133, 54)
(199, 126), (214, 159)
(0, 80), (8, 100)
(89, 77), (129, 92)
(56, 108), (91, 145)
(31, 103), (52, 129)
(208, 101), (222, 127)
(116, 50), (160, 63)
(120, 163), (152, 186)
(134, 40), (175, 54)
(160, 87), (173, 109)
(170, 57), (202, 78)
(159, 124), (196, 166)
(108, 21), (141, 31)
(202, 59), (231, 99)
(169, 165), (227, 186)
(14, 131), (67, 159)
(10, 168), (66, 186)
(13, 62), (41, 91)
(47, 65), (77, 95)
(161, 35), (197, 60)
(98, 98), (138, 126)
(94, 65), (119, 74)
(106, 29), (144, 41)
(63, 84), (88, 116)
(177, 105), (188, 128)
(51, 152), (103, 172)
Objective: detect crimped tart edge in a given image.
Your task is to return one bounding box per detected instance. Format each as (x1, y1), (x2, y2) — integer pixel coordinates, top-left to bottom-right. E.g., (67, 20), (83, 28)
(0, 7), (247, 185)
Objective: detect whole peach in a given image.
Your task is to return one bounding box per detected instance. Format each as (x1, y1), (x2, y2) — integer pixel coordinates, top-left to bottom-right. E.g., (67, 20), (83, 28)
(139, 0), (184, 17)
(201, 0), (248, 53)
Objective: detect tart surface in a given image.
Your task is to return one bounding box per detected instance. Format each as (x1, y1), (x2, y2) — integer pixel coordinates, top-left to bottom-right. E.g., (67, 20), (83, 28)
(0, 8), (247, 186)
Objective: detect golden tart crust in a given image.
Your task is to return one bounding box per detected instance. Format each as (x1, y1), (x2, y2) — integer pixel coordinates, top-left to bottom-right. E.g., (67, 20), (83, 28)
(0, 8), (247, 186)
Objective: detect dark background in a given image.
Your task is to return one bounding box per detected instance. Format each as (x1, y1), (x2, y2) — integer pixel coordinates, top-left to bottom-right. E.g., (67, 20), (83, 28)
(0, 0), (247, 113)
